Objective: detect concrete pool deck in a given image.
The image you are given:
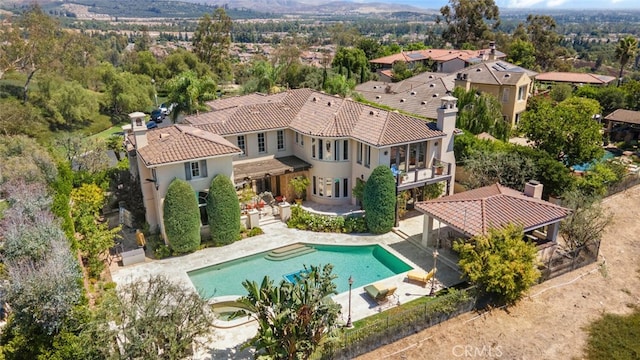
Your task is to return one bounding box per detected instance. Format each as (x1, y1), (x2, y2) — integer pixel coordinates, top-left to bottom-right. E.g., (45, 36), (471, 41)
(110, 215), (462, 359)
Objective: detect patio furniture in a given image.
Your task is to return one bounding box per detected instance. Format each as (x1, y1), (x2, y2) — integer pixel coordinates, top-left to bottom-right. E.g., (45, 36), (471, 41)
(407, 269), (436, 287)
(364, 283), (398, 304)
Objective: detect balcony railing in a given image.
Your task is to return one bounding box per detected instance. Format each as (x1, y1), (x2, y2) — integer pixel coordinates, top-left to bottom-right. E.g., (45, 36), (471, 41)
(395, 160), (451, 187)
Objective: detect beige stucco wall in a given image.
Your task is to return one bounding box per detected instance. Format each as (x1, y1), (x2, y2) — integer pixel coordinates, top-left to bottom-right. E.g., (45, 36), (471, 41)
(225, 128), (294, 161)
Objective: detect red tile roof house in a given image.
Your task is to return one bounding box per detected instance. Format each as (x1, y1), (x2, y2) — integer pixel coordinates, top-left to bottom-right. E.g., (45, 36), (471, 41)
(534, 72), (616, 88)
(415, 181), (571, 261)
(126, 89), (460, 241)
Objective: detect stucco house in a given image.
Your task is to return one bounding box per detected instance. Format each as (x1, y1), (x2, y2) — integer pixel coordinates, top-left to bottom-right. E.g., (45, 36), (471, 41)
(356, 60), (536, 127)
(126, 89), (460, 240)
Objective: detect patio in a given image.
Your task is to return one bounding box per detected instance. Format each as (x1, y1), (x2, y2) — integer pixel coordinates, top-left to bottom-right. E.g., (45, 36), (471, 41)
(110, 218), (464, 359)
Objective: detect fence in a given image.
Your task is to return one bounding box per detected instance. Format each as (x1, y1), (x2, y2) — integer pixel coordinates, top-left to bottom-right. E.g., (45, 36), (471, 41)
(606, 173), (640, 197)
(319, 288), (476, 360)
(538, 240), (601, 282)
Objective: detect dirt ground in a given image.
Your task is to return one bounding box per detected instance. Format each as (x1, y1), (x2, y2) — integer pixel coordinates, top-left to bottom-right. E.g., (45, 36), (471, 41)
(358, 185), (640, 360)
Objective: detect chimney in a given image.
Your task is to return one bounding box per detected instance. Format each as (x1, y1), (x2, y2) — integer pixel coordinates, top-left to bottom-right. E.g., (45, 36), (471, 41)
(129, 111), (148, 149)
(488, 41), (497, 61)
(524, 180), (543, 199)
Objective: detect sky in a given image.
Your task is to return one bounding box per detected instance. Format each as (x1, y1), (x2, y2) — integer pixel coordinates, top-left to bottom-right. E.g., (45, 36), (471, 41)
(369, 0), (640, 10)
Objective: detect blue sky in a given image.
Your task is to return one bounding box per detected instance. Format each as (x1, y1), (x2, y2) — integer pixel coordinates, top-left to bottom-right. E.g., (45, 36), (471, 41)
(368, 0), (640, 9)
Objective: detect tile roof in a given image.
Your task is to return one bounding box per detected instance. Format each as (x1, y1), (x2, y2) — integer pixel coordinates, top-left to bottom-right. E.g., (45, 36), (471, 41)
(415, 183), (571, 237)
(133, 125), (241, 166)
(604, 109), (640, 125)
(355, 73), (456, 120)
(534, 72), (616, 85)
(184, 88), (445, 147)
(455, 62), (530, 86)
(370, 48), (507, 65)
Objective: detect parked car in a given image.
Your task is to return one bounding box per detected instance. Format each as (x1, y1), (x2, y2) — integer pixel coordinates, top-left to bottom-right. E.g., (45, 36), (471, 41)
(160, 102), (177, 115)
(151, 109), (165, 123)
(146, 121), (158, 129)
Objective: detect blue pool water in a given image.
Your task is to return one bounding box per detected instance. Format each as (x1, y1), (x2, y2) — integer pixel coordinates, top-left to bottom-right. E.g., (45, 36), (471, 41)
(188, 244), (412, 299)
(572, 150), (616, 172)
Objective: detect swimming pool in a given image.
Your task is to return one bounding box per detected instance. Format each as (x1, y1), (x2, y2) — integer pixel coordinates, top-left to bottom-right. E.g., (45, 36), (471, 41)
(188, 244), (412, 299)
(572, 150), (616, 172)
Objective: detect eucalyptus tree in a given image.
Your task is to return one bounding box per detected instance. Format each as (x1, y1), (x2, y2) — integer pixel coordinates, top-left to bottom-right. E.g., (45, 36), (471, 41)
(192, 8), (233, 82)
(438, 0), (500, 49)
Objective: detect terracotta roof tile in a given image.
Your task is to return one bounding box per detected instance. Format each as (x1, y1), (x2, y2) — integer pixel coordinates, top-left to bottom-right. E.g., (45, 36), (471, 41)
(134, 125), (241, 166)
(534, 72), (616, 85)
(415, 183), (571, 237)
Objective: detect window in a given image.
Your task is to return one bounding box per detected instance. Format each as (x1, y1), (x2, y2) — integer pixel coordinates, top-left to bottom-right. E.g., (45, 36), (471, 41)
(357, 143), (363, 164)
(301, 135), (304, 146)
(515, 112), (522, 124)
(343, 140), (349, 160)
(343, 178), (348, 198)
(364, 145), (371, 168)
(237, 135), (246, 156)
(325, 178), (332, 197)
(502, 88), (510, 103)
(257, 133), (266, 153)
(185, 160), (208, 180)
(518, 85), (527, 101)
(333, 141), (339, 161)
(312, 138), (316, 158)
(318, 177), (324, 196)
(295, 132), (299, 144)
(334, 178), (340, 198)
(312, 176), (317, 195)
(318, 139), (323, 160)
(277, 130), (285, 151)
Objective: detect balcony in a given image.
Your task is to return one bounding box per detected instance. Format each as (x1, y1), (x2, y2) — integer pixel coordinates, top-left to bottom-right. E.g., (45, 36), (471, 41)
(395, 160), (452, 190)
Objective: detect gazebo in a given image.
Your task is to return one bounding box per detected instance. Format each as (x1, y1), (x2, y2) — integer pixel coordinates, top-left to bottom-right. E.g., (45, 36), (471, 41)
(415, 182), (571, 252)
(604, 109), (640, 142)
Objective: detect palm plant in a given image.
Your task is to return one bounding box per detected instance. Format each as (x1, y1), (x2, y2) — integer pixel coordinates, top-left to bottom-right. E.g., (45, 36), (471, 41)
(615, 36), (639, 87)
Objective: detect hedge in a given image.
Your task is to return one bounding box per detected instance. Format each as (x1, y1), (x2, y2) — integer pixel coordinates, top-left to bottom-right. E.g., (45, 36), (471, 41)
(163, 178), (200, 254)
(207, 174), (241, 245)
(362, 166), (396, 234)
(287, 206), (367, 233)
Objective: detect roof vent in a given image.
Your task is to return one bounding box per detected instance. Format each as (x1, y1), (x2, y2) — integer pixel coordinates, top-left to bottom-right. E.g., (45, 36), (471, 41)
(504, 74), (511, 78)
(327, 101), (332, 106)
(421, 100), (427, 105)
(373, 85), (378, 89)
(160, 133), (170, 139)
(369, 110), (375, 115)
(432, 94), (439, 98)
(312, 96), (317, 102)
(375, 95), (381, 99)
(411, 91), (417, 95)
(476, 68), (482, 72)
(428, 75), (434, 79)
(400, 98), (406, 102)
(429, 83), (435, 88)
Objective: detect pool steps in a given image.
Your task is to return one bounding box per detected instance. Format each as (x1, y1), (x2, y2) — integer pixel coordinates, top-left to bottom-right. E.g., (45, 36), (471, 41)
(265, 243), (316, 261)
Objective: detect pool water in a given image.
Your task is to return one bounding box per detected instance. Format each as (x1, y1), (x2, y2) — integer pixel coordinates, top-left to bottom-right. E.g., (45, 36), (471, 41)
(188, 244), (412, 299)
(572, 150), (616, 172)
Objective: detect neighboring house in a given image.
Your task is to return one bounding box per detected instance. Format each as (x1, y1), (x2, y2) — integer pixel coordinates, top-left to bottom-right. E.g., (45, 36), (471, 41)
(534, 72), (616, 87)
(126, 89), (460, 240)
(415, 181), (571, 260)
(369, 42), (507, 79)
(604, 108), (640, 142)
(357, 60), (535, 127)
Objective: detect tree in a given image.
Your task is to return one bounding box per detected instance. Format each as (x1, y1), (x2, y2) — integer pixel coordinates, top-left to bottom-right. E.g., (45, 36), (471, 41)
(519, 98), (604, 167)
(463, 150), (537, 191)
(332, 47), (369, 83)
(94, 276), (215, 359)
(453, 87), (509, 140)
(192, 8), (233, 82)
(438, 0), (500, 49)
(454, 224), (540, 304)
(363, 166), (396, 234)
(526, 15), (564, 71)
(0, 135), (58, 185)
(163, 178), (201, 254)
(559, 190), (611, 255)
(237, 264), (341, 359)
(506, 39), (536, 70)
(615, 35), (639, 86)
(166, 70), (217, 122)
(0, 98), (48, 139)
(323, 73), (354, 97)
(207, 174), (240, 245)
(99, 64), (154, 120)
(549, 84), (573, 102)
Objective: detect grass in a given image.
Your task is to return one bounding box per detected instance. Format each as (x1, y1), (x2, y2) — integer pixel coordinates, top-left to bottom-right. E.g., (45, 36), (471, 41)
(584, 306), (640, 360)
(87, 120), (129, 141)
(0, 200), (8, 220)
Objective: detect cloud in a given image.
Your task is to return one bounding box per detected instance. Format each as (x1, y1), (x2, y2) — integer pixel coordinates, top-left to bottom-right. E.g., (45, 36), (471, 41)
(546, 0), (568, 7)
(504, 0), (546, 8)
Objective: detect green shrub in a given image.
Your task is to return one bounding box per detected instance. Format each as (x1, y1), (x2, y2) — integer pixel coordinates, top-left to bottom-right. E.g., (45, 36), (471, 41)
(207, 174), (241, 246)
(154, 245), (171, 259)
(247, 227), (264, 237)
(363, 166), (396, 234)
(163, 179), (200, 254)
(287, 206), (367, 233)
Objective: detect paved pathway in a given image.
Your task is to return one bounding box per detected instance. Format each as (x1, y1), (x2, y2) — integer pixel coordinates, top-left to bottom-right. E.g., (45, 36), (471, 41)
(110, 217), (463, 359)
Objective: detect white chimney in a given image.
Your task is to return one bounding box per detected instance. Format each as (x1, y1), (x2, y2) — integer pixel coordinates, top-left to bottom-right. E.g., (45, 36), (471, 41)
(129, 111), (148, 149)
(524, 180), (543, 199)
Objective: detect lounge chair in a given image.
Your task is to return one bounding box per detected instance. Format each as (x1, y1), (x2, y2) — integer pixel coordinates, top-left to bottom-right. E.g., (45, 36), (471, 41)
(406, 269), (436, 287)
(364, 283), (398, 304)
